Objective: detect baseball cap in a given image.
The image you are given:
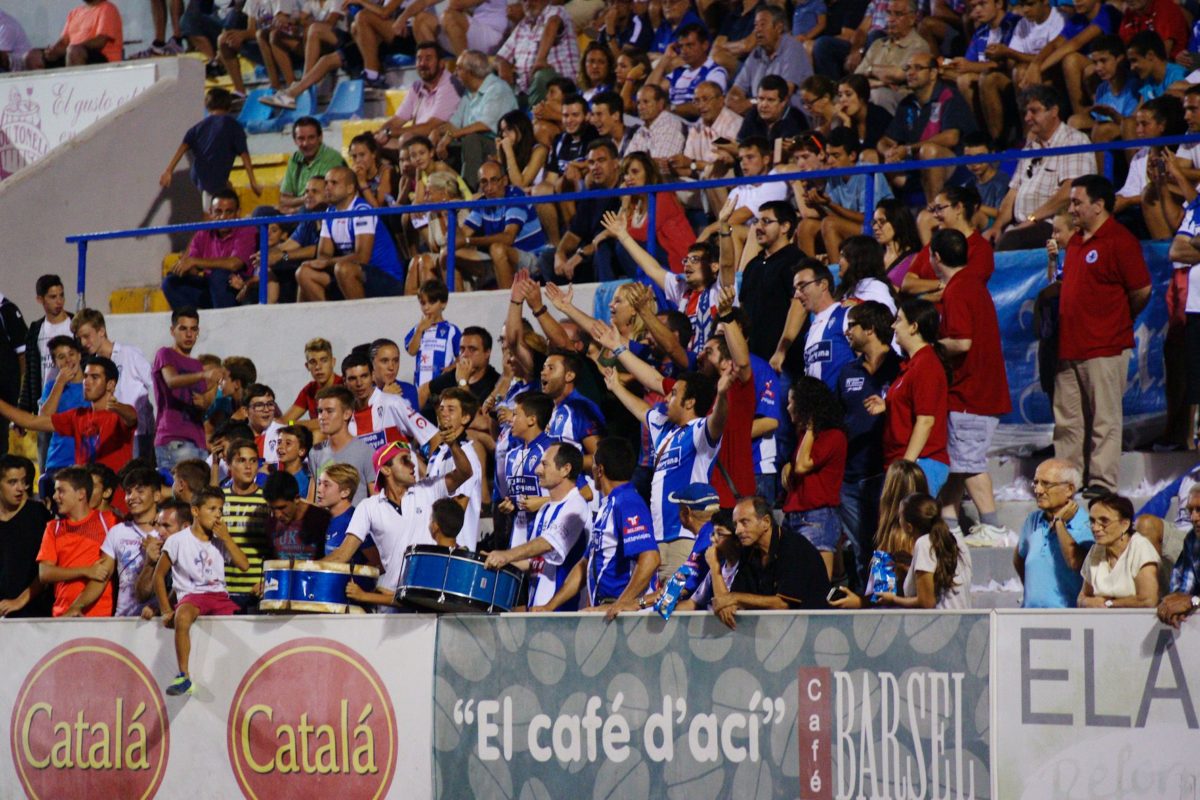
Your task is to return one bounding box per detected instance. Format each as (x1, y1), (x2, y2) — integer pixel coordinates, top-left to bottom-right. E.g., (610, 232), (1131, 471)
(372, 440), (412, 490)
(667, 482), (720, 511)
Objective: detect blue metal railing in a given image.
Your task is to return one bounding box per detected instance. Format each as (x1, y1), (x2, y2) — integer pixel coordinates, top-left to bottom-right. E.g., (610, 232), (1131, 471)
(65, 133), (1200, 307)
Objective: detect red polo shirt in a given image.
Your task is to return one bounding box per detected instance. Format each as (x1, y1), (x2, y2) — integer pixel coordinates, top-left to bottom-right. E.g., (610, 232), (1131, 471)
(782, 428), (847, 512)
(1058, 217), (1151, 361)
(940, 270), (1012, 416)
(908, 230), (995, 285)
(883, 346), (949, 465)
(1119, 0), (1189, 57)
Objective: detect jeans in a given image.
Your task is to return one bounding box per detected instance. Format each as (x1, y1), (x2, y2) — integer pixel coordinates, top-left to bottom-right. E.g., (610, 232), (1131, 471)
(162, 270), (239, 310)
(839, 473), (885, 591)
(784, 507), (841, 552)
(755, 472), (778, 507)
(156, 439), (207, 471)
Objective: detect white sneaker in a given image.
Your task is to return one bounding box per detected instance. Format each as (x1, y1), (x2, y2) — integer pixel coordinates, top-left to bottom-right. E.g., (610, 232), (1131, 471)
(260, 92), (296, 109)
(964, 523), (1016, 547)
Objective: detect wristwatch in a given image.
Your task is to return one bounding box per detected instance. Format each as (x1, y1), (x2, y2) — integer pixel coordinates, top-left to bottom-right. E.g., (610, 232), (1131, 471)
(1191, 595), (1200, 609)
(1027, 214), (1039, 224)
(457, 379), (468, 387)
(1104, 599), (1114, 608)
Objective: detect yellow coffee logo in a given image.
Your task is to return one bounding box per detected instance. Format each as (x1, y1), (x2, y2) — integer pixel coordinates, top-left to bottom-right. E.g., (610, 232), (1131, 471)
(10, 638), (169, 799)
(227, 637), (397, 799)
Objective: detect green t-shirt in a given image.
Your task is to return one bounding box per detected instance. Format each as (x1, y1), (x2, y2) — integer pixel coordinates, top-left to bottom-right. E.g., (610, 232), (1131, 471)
(280, 144), (346, 197)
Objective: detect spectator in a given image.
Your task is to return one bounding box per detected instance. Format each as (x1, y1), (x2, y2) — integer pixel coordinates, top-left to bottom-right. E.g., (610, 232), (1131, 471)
(1014, 457), (1092, 607)
(834, 301), (902, 586)
(19, 275), (72, 468)
(794, 260), (857, 388)
(36, 467), (115, 618)
(413, 0), (508, 57)
(626, 84), (688, 160)
(812, 129), (894, 254)
(652, 0), (707, 55)
(877, 492), (973, 608)
(259, 177), (327, 303)
(1067, 34), (1137, 141)
(348, 0), (418, 91)
(40, 0), (123, 67)
(315, 462), (363, 560)
(1116, 95), (1186, 240)
(945, 0), (1018, 136)
(782, 377), (847, 578)
(308, 386), (378, 504)
(1021, 0), (1121, 117)
(341, 349), (434, 451)
(0, 9), (33, 71)
(615, 46), (653, 115)
(220, 439), (270, 608)
(648, 23), (729, 119)
(541, 139), (623, 284)
(263, 471), (329, 560)
(30, 338), (86, 496)
(369, 42), (460, 144)
(455, 161), (547, 291)
(854, 0), (930, 114)
(955, 133), (1012, 230)
(427, 388), (486, 549)
(736, 74), (807, 142)
(833, 74), (893, 152)
(713, 496), (830, 628)
(348, 133), (395, 208)
(734, 200), (803, 369)
(162, 190), (257, 311)
(280, 337), (342, 427)
(273, 425), (314, 498)
(703, 138), (788, 256)
(495, 0), (579, 105)
(711, 0), (766, 72)
(873, 198), (923, 286)
(865, 298), (951, 496)
(534, 93), (598, 243)
(904, 185), (994, 299)
(278, 118), (345, 214)
(1127, 31), (1188, 102)
(498, 390), (555, 549)
(811, 0), (890, 81)
(216, 0), (297, 96)
(0, 454), (53, 618)
(418, 327), (500, 421)
(1055, 175), (1151, 496)
(696, 308), (757, 512)
(728, 5), (814, 115)
(154, 486), (250, 695)
(596, 0), (654, 57)
(162, 87), (258, 201)
(1079, 492), (1160, 607)
(485, 443), (590, 609)
(988, 86), (1093, 251)
(979, 0), (1065, 142)
(1157, 484), (1200, 627)
(296, 166), (406, 301)
(432, 50), (520, 191)
(497, 110), (550, 191)
(1118, 0), (1188, 60)
(608, 154), (697, 280)
(671, 81), (743, 183)
(404, 280), (461, 388)
(794, 0), (829, 42)
(92, 468), (162, 618)
(928, 229), (1013, 545)
(877, 52), (975, 202)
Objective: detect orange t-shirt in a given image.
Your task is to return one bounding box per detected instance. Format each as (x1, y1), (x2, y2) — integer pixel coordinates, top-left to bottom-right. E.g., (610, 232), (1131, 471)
(62, 1), (124, 63)
(36, 510), (115, 617)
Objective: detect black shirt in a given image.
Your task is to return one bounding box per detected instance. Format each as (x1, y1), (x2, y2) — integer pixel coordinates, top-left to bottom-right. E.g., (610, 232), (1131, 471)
(741, 243), (803, 374)
(731, 528), (830, 608)
(0, 500), (53, 618)
(835, 351), (902, 482)
(422, 365), (501, 419)
(736, 106), (806, 144)
(884, 81), (976, 146)
(0, 297), (28, 401)
(569, 191), (623, 243)
(546, 124), (598, 176)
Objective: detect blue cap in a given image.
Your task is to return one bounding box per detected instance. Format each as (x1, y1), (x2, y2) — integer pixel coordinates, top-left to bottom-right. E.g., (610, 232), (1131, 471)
(667, 483), (720, 511)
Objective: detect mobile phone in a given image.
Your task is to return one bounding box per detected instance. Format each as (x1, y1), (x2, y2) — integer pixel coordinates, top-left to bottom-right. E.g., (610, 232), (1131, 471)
(826, 586), (848, 602)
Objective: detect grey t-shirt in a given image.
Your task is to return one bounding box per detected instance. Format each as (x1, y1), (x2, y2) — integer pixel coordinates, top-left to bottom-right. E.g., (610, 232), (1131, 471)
(307, 437), (377, 504)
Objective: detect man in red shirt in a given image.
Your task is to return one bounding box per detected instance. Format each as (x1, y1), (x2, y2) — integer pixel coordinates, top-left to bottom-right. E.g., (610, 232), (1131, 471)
(36, 467), (114, 617)
(1056, 175), (1151, 496)
(280, 337), (342, 430)
(931, 229), (1015, 546)
(1119, 0), (1189, 58)
(702, 291), (756, 509)
(0, 355), (135, 472)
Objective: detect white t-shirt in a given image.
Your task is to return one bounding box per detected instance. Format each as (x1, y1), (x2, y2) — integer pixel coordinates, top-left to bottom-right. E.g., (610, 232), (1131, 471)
(1009, 10), (1064, 55)
(1118, 147), (1150, 199)
(101, 521), (159, 617)
(37, 318), (73, 385)
(471, 0), (509, 24)
(728, 173), (790, 218)
(527, 487), (592, 607)
(346, 479), (450, 590)
(850, 278), (896, 313)
(110, 341), (155, 436)
(426, 440), (484, 550)
(163, 527), (231, 596)
(903, 531), (973, 609)
(1081, 532), (1158, 599)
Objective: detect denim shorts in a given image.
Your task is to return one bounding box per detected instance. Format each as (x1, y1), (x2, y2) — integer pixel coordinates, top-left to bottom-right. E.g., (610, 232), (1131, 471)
(784, 507), (841, 552)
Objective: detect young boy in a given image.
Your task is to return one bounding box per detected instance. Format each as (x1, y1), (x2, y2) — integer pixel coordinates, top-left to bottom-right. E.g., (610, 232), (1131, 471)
(281, 338), (342, 429)
(345, 497), (464, 608)
(957, 132), (1012, 230)
(154, 486), (249, 696)
(35, 336), (87, 498)
(273, 424), (314, 499)
(221, 439), (271, 609)
(160, 88), (259, 201)
(36, 467), (115, 618)
(96, 468), (163, 618)
(404, 280), (462, 388)
(316, 463), (373, 563)
(18, 275), (73, 464)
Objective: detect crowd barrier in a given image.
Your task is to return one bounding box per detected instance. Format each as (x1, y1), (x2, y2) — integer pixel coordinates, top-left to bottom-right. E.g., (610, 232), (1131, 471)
(1, 610), (1194, 799)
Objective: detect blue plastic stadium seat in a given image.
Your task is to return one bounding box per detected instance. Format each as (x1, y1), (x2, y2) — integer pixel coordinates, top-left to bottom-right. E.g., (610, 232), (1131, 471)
(592, 279), (632, 325)
(236, 87), (275, 128)
(244, 88), (316, 134)
(317, 79), (364, 125)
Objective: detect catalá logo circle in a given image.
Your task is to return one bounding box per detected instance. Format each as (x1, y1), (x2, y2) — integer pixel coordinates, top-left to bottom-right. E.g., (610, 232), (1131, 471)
(228, 637), (397, 800)
(10, 638), (169, 800)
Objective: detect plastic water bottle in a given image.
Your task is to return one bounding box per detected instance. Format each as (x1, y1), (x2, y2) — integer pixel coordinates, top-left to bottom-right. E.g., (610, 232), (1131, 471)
(655, 565), (696, 621)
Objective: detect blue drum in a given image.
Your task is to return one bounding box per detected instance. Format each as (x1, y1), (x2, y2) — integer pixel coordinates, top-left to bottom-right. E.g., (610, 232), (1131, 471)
(260, 560), (292, 612)
(290, 561), (353, 613)
(396, 545), (523, 613)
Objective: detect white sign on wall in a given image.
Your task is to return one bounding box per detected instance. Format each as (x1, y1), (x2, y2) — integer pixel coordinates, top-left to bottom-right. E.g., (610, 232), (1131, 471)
(0, 62), (157, 180)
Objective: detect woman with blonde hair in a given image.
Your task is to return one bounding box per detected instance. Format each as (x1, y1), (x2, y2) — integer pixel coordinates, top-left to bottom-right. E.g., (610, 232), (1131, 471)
(404, 171), (463, 294)
(879, 493), (973, 609)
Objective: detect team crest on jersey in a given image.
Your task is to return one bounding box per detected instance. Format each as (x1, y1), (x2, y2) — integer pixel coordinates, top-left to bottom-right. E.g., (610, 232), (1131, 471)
(1085, 249), (1099, 264)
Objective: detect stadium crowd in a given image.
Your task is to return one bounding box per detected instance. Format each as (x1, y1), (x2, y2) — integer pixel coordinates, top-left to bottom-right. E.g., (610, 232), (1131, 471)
(3, 0), (1200, 695)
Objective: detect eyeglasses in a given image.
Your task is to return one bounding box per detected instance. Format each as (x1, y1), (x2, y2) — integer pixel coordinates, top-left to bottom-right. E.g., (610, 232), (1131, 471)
(1025, 156), (1043, 179)
(871, 217), (888, 228)
(751, 217), (779, 227)
(795, 279), (819, 291)
(927, 203), (949, 214)
(680, 255), (705, 266)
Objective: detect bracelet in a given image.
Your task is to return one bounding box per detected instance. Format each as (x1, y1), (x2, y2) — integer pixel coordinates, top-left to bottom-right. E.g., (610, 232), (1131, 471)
(718, 311), (735, 324)
(510, 300), (522, 306)
(718, 231), (732, 238)
(533, 306), (549, 316)
(611, 344), (627, 357)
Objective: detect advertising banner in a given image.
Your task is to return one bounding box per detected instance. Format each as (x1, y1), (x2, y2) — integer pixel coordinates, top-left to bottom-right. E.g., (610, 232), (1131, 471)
(0, 62), (157, 180)
(993, 243), (1171, 427)
(993, 611), (1199, 800)
(0, 616), (435, 799)
(433, 611), (992, 800)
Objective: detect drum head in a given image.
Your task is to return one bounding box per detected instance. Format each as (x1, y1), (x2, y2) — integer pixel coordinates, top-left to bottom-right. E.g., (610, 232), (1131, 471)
(293, 560), (350, 574)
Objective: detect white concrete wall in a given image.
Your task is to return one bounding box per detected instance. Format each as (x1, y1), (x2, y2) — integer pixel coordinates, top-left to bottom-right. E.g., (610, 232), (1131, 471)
(103, 284), (601, 405)
(0, 57), (204, 311)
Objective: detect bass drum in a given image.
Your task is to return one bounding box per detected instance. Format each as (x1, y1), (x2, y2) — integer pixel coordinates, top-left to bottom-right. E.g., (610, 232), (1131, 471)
(395, 545), (523, 613)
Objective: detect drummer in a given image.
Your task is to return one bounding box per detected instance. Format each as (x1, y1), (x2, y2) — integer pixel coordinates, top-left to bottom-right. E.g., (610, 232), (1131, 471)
(321, 436), (474, 610)
(346, 499), (464, 608)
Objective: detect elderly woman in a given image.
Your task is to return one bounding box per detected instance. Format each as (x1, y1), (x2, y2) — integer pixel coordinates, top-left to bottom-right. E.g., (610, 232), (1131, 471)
(1078, 493), (1160, 608)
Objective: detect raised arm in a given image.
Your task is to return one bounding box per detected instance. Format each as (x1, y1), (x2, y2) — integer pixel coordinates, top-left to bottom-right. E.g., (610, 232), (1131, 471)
(705, 362), (734, 443)
(601, 211), (670, 289)
(591, 321), (666, 396)
(602, 365), (653, 421)
(544, 283), (600, 331)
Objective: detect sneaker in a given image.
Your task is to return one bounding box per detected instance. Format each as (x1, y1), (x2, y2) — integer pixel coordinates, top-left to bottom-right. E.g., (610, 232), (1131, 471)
(1081, 485), (1108, 500)
(205, 60), (225, 79)
(964, 523), (1016, 548)
(261, 92), (297, 109)
(165, 673), (194, 696)
(363, 74), (389, 91)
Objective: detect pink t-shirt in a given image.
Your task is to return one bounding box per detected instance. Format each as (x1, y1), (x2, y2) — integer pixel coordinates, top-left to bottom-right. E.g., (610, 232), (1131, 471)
(152, 347), (207, 448)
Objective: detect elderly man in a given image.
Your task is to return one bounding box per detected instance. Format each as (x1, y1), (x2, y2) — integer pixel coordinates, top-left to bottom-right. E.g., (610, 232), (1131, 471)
(1014, 458), (1093, 607)
(987, 86), (1092, 250)
(433, 50), (519, 192)
(495, 0), (578, 106)
(854, 0), (931, 113)
(727, 5), (813, 115)
(672, 81), (743, 180)
(626, 84), (687, 162)
(1157, 484), (1200, 628)
(278, 118), (345, 214)
(647, 23), (728, 119)
(373, 41), (461, 145)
